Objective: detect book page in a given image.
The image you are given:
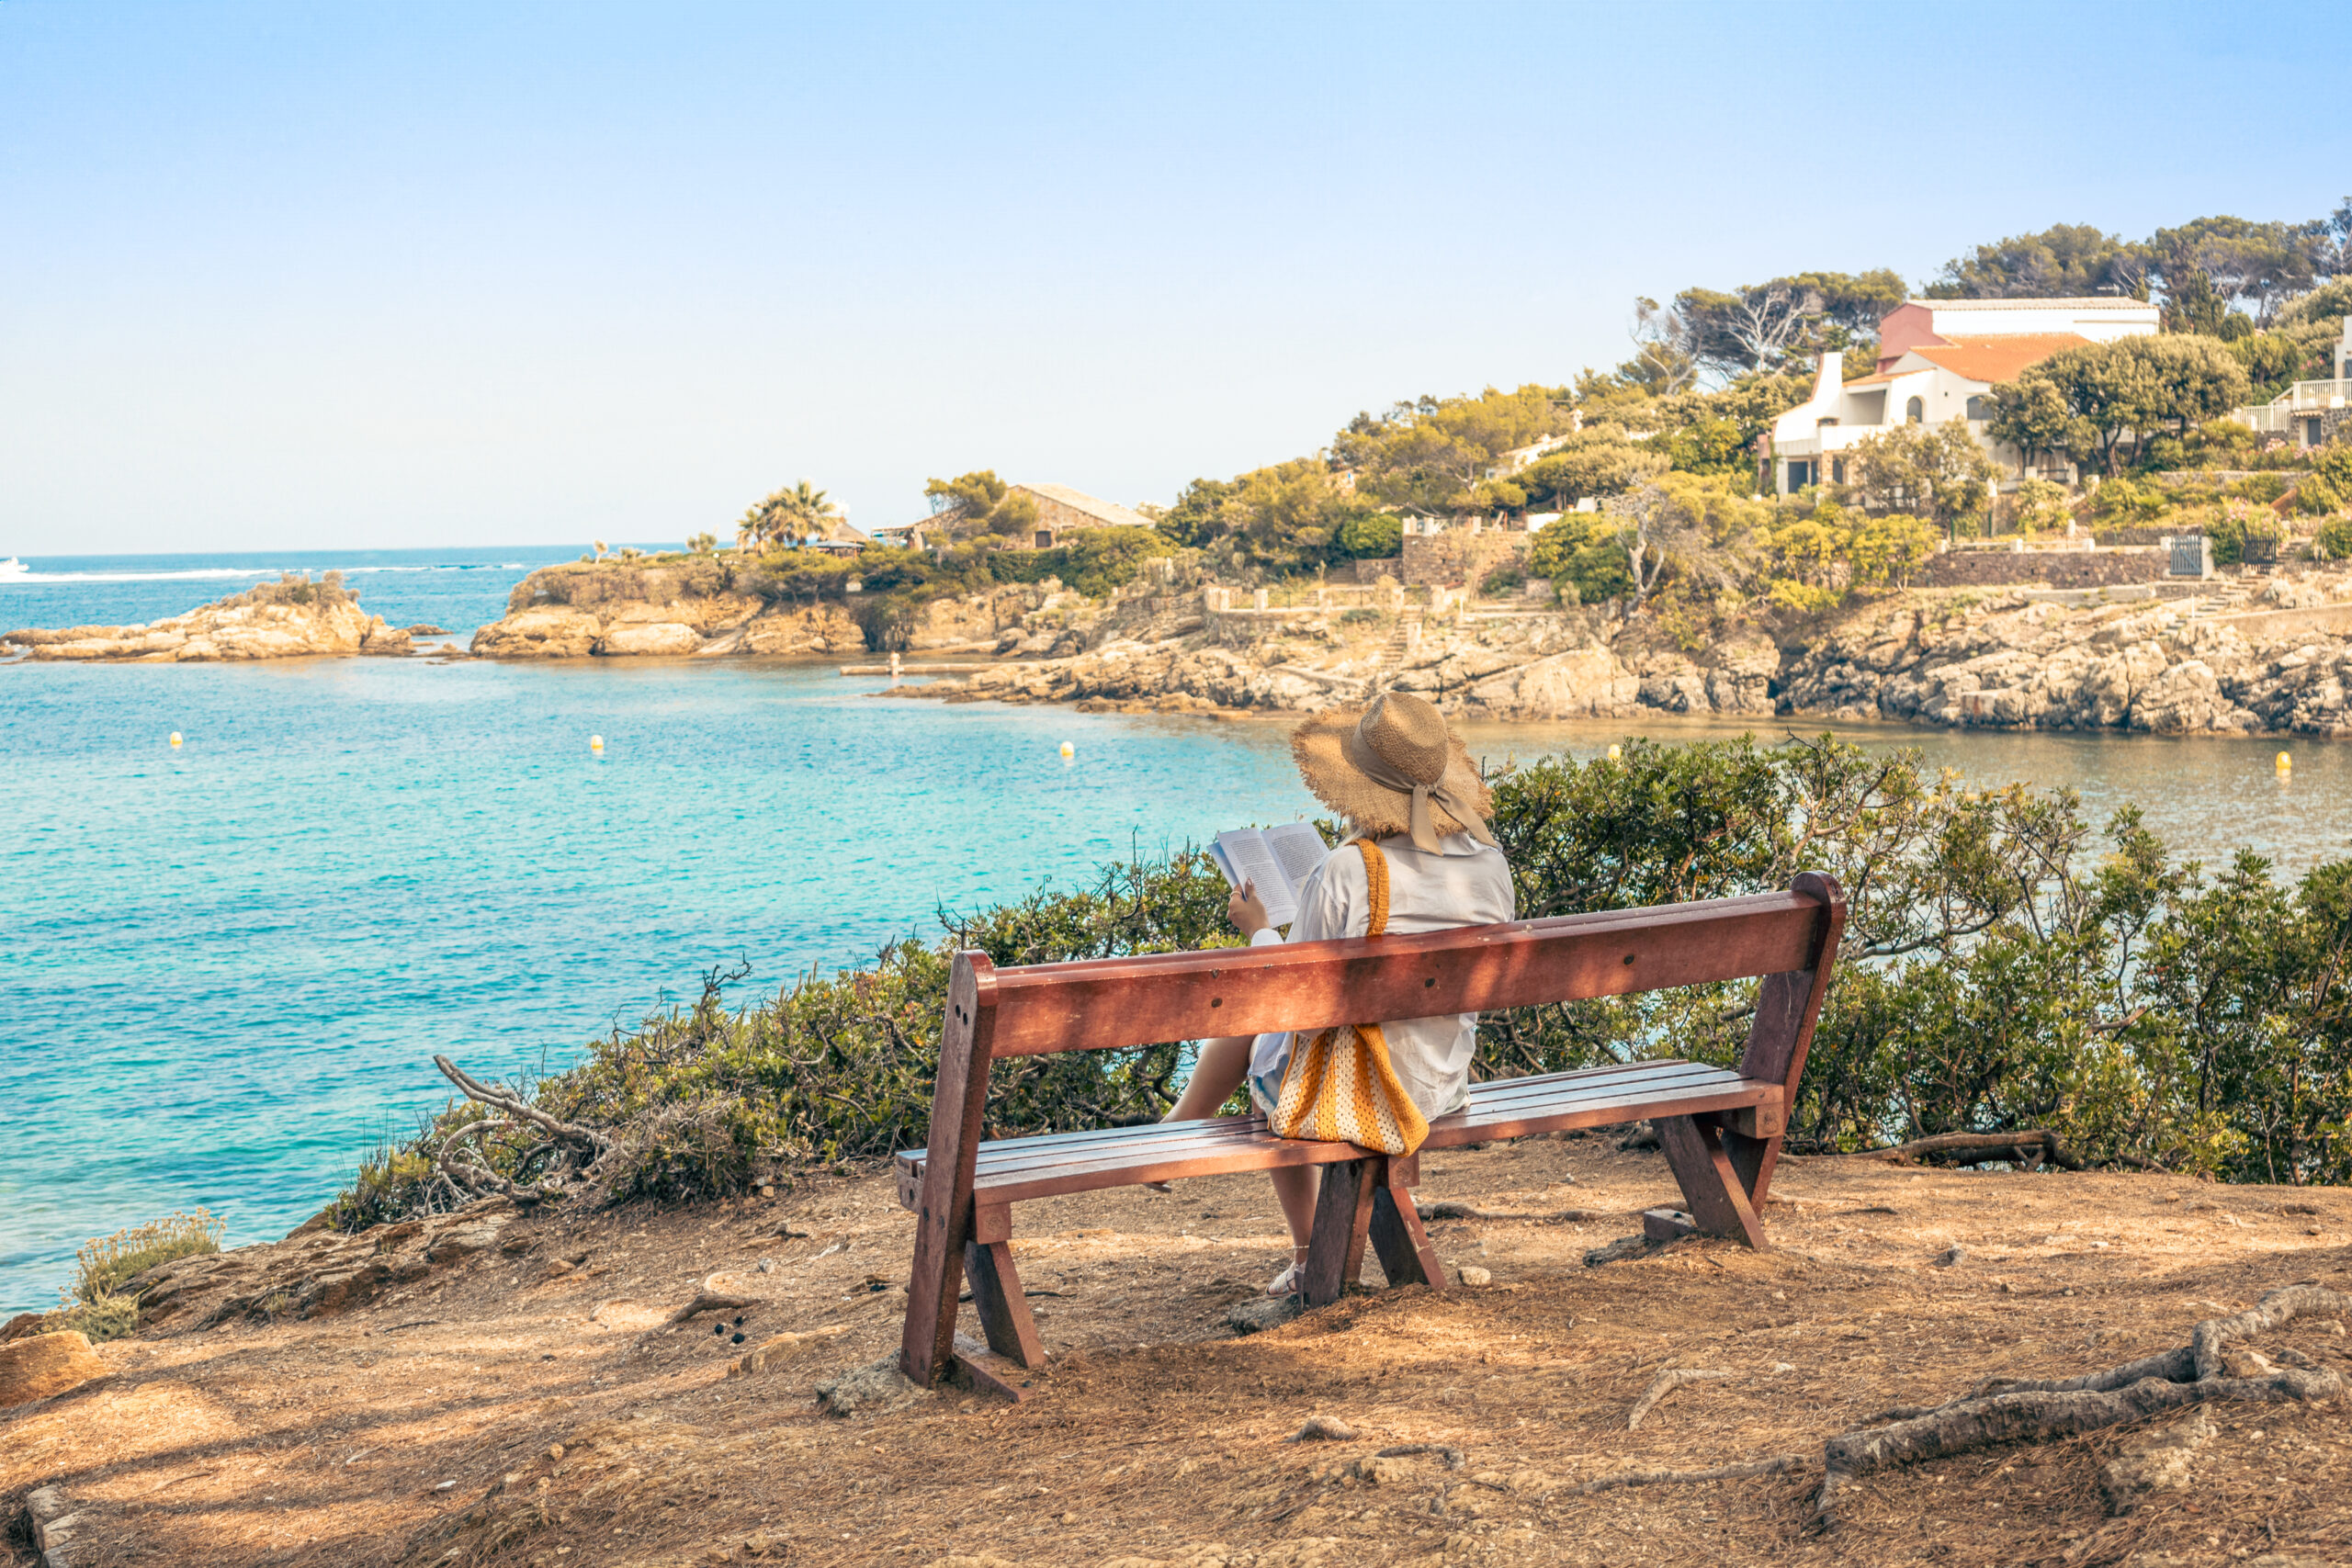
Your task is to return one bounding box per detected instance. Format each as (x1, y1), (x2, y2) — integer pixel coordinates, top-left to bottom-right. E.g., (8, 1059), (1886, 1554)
(1264, 822), (1329, 897)
(1212, 829), (1301, 928)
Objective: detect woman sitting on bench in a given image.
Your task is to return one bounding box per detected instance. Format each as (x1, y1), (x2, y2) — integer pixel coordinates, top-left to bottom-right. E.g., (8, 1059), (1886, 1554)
(1163, 692), (1515, 1296)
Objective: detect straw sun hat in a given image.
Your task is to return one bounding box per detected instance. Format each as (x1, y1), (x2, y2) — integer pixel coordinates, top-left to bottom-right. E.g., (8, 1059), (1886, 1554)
(1289, 693), (1496, 852)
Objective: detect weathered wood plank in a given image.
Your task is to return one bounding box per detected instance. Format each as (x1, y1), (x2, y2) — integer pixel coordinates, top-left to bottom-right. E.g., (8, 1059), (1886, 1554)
(950, 1332), (1031, 1403)
(964, 1077), (1774, 1204)
(983, 896), (1823, 1056)
(963, 1238), (1044, 1370)
(1367, 1157), (1442, 1289)
(1657, 1112), (1769, 1249)
(898, 953), (998, 1386)
(1303, 1157), (1377, 1306)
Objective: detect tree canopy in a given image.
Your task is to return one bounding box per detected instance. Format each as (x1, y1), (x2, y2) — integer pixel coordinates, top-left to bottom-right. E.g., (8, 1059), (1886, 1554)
(736, 480), (842, 549)
(1987, 334), (2250, 476)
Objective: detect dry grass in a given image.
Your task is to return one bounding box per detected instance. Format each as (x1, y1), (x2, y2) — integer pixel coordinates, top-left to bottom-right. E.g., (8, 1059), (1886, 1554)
(4, 1140), (2348, 1568)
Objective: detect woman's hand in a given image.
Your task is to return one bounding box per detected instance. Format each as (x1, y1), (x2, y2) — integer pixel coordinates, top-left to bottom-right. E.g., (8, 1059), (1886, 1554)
(1228, 878), (1271, 938)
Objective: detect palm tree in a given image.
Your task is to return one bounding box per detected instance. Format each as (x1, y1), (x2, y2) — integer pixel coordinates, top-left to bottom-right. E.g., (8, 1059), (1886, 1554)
(738, 480), (842, 549)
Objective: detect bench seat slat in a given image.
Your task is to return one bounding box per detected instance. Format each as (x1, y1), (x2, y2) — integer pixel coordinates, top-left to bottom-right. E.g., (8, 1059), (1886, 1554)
(920, 1063), (1742, 1184)
(960, 1077), (1772, 1206)
(893, 1059), (1774, 1210)
(893, 1058), (1740, 1174)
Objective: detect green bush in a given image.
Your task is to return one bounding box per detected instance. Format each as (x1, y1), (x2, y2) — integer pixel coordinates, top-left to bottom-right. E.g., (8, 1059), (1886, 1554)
(1530, 513), (1632, 604)
(2291, 476), (2346, 517)
(2316, 513), (2352, 562)
(337, 737), (2352, 1225)
(1479, 563), (1527, 596)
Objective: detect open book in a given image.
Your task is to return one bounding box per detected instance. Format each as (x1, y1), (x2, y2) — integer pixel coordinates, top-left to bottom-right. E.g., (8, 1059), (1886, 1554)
(1207, 822), (1331, 930)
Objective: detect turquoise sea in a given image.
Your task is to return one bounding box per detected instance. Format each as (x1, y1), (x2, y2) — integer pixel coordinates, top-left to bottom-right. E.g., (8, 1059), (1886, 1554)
(6, 548), (2350, 1311)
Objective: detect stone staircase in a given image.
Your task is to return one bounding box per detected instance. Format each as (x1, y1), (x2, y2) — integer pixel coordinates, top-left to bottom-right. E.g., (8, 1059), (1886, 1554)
(1383, 606), (1424, 665)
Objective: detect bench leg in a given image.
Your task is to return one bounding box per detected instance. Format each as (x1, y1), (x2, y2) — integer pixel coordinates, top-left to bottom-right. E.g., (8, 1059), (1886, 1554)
(1657, 1112), (1769, 1249)
(962, 1237), (1045, 1370)
(1367, 1157), (1443, 1290)
(1302, 1157), (1377, 1306)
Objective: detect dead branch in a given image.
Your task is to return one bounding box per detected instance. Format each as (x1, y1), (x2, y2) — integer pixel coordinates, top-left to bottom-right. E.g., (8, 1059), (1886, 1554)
(1849, 1130), (2084, 1171)
(1569, 1454), (1812, 1495)
(1628, 1367), (1728, 1428)
(1283, 1416), (1359, 1442)
(433, 1055), (609, 1153)
(1809, 1286), (2352, 1529)
(1375, 1444), (1465, 1470)
(659, 1272), (768, 1329)
(1418, 1201), (1607, 1224)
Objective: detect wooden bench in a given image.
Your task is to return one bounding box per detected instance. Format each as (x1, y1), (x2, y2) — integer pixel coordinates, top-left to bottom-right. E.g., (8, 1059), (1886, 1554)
(896, 873), (1846, 1393)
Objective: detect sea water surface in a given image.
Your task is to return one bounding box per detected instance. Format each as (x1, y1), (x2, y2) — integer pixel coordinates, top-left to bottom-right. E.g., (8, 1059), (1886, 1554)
(6, 553), (2352, 1310)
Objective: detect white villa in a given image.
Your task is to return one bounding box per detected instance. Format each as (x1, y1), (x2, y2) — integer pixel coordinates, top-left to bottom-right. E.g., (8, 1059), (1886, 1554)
(2231, 315), (2352, 450)
(1766, 297), (2160, 495)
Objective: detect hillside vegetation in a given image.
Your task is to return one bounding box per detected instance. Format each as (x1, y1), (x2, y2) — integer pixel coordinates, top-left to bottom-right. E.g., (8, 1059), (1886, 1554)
(329, 734), (2352, 1235)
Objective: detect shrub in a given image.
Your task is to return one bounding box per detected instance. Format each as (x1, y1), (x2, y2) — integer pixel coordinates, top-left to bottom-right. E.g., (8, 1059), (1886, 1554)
(336, 737), (2352, 1225)
(1479, 563), (1526, 596)
(43, 1210), (224, 1340)
(2010, 478), (2075, 535)
(2315, 513), (2352, 562)
(2291, 476), (2346, 517)
(1530, 513), (1633, 604)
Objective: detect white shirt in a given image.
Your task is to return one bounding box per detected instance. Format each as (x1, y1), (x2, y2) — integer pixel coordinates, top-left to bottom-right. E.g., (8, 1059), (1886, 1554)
(1246, 830), (1517, 1121)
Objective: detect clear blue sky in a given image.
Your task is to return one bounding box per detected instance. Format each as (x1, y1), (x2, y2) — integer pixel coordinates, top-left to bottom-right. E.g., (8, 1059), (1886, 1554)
(4, 1), (2347, 555)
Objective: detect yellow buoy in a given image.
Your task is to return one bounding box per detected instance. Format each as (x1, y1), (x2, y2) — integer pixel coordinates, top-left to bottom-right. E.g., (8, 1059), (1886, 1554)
(168, 731), (183, 748)
(1607, 743), (1622, 761)
(2276, 750), (2291, 771)
(1059, 741), (1075, 760)
(590, 734), (605, 753)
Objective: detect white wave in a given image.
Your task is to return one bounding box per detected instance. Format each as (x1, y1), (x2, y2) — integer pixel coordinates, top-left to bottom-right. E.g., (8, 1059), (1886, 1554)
(0, 569), (276, 585)
(0, 560), (553, 585)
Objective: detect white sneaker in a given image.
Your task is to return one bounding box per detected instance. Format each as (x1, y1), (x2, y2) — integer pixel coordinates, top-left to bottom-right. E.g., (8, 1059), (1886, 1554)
(1265, 1262), (1304, 1297)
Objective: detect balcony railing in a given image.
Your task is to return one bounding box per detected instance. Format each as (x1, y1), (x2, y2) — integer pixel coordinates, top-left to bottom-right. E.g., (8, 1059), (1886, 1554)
(2233, 378), (2351, 433)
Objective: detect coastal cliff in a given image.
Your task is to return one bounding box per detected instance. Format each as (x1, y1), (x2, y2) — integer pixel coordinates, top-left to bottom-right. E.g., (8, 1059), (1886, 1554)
(2, 572), (430, 662)
(911, 569), (2352, 737)
(468, 555), (1028, 659)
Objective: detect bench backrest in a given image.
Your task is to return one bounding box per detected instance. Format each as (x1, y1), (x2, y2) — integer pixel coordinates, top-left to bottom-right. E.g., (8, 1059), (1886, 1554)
(966, 883), (1839, 1059)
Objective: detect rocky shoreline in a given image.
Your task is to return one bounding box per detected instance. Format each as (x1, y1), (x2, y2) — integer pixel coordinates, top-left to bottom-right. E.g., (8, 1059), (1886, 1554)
(891, 570), (2352, 738)
(1, 572), (441, 663)
(20, 553), (2352, 737)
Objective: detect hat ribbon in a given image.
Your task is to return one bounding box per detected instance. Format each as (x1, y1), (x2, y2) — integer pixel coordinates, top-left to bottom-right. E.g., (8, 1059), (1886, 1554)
(1340, 724), (1497, 853)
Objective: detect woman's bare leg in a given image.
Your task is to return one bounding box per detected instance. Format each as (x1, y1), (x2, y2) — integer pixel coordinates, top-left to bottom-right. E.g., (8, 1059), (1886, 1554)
(1164, 1034), (1252, 1122)
(1270, 1165), (1320, 1250)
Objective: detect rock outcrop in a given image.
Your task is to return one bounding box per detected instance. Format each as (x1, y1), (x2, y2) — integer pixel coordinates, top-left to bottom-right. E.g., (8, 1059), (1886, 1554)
(2, 572), (418, 662)
(119, 1198), (522, 1329)
(1778, 578), (2352, 735)
(467, 556), (1036, 659)
(896, 570), (2352, 737)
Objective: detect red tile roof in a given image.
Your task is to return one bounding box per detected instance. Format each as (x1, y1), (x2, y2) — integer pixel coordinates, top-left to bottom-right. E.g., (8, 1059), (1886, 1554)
(1908, 333), (2092, 385)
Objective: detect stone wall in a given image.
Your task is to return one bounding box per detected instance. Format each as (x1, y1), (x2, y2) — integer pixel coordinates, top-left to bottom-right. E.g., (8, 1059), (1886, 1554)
(1401, 531), (1532, 587)
(1922, 547), (2171, 590)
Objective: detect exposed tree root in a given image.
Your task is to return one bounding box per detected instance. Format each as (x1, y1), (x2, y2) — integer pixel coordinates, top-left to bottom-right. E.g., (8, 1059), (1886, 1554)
(1568, 1454), (1812, 1495)
(1807, 1285), (2352, 1529)
(1852, 1130), (2083, 1170)
(1628, 1366), (1729, 1429)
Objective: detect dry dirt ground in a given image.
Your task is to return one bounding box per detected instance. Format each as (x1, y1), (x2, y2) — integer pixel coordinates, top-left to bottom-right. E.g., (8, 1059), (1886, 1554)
(7, 1137), (2351, 1568)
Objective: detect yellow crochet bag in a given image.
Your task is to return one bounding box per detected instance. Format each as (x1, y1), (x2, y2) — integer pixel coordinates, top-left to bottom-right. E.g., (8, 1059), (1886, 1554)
(1268, 840), (1430, 1156)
